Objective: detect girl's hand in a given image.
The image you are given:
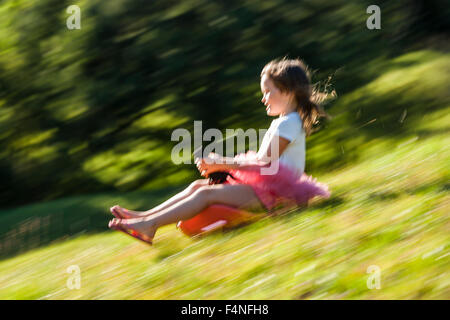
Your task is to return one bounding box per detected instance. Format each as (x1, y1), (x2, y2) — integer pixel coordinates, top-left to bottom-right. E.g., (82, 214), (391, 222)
(195, 157), (225, 177)
(207, 152), (222, 161)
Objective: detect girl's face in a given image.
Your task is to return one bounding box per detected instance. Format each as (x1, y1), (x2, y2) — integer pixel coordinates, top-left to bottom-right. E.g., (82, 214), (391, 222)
(260, 74), (295, 116)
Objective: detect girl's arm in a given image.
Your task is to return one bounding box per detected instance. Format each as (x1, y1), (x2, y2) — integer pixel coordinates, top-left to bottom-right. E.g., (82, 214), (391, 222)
(195, 156), (260, 176)
(258, 135), (291, 164)
(196, 135), (290, 177)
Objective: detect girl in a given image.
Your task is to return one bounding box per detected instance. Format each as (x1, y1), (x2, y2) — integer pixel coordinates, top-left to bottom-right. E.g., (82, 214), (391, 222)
(108, 58), (332, 245)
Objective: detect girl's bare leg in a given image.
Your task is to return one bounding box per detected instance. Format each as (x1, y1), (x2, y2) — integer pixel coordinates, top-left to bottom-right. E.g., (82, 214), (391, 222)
(111, 179), (210, 218)
(109, 184), (265, 241)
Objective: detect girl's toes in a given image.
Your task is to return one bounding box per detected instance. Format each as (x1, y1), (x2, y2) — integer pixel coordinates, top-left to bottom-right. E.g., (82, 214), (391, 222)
(108, 218), (121, 229)
(110, 205), (119, 214)
(118, 206), (129, 214)
(110, 206), (123, 219)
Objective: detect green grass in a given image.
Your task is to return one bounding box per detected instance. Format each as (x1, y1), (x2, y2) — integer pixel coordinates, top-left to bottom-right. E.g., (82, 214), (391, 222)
(0, 50), (449, 299)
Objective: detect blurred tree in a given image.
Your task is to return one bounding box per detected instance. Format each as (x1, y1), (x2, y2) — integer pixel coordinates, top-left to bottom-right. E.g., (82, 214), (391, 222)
(0, 0), (447, 207)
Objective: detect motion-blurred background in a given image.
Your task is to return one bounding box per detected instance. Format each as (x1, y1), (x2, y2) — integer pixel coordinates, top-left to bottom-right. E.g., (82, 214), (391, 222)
(0, 0), (448, 299)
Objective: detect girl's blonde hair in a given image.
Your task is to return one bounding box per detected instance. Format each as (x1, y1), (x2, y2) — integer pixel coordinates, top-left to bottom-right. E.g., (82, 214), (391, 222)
(261, 58), (334, 136)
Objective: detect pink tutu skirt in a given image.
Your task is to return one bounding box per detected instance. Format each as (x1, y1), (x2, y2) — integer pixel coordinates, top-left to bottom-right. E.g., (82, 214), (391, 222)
(224, 151), (331, 213)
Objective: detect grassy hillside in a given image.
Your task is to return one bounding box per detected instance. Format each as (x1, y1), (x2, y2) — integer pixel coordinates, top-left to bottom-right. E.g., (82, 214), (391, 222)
(0, 50), (448, 299)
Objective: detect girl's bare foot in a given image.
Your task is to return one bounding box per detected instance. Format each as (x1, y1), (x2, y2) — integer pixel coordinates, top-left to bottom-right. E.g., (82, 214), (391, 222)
(110, 205), (151, 219)
(108, 217), (157, 244)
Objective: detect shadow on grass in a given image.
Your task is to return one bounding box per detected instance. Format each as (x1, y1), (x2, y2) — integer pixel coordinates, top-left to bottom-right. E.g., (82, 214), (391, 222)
(0, 186), (183, 261)
(308, 196), (346, 211)
(404, 177), (450, 196)
(367, 191), (402, 202)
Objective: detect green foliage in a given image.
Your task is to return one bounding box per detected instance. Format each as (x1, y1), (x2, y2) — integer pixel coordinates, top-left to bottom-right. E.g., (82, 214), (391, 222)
(0, 51), (448, 299)
(0, 0), (448, 206)
(0, 116), (448, 298)
(0, 0), (449, 297)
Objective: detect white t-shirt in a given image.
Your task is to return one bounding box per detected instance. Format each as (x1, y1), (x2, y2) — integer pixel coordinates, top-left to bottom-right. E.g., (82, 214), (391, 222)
(257, 112), (306, 176)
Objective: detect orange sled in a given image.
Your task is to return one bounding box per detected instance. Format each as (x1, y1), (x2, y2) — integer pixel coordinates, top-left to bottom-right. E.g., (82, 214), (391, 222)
(177, 204), (264, 237)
